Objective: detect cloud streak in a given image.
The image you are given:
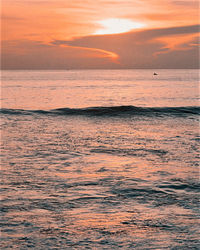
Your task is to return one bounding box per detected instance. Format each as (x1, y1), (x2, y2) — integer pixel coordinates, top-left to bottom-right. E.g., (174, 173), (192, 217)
(51, 24), (199, 68)
(2, 24), (199, 69)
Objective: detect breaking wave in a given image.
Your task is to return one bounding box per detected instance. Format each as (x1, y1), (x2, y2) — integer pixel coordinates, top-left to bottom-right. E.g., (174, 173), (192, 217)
(0, 105), (199, 117)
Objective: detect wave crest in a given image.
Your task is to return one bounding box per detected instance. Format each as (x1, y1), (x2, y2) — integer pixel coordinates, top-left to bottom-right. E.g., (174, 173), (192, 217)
(0, 105), (199, 117)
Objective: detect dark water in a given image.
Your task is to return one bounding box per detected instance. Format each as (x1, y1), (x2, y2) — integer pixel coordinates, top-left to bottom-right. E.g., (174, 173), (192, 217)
(1, 70), (200, 249)
(1, 105), (200, 116)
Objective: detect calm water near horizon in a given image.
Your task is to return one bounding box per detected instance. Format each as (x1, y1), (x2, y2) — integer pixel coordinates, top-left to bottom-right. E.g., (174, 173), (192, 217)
(1, 69), (200, 249)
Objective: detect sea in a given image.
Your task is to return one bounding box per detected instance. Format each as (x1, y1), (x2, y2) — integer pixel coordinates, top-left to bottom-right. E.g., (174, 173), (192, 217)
(1, 69), (199, 249)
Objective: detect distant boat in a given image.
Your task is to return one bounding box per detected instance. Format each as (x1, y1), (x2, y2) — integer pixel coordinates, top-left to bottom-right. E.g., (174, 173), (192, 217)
(153, 72), (158, 75)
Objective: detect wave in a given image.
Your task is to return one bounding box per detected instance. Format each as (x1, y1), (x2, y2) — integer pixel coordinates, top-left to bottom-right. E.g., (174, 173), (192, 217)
(0, 105), (199, 117)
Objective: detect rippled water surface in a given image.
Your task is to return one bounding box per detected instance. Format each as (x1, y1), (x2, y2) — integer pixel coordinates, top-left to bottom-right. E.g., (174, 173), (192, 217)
(1, 70), (200, 249)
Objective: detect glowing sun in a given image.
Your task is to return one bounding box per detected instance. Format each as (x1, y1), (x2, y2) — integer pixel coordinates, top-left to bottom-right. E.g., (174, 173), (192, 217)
(94, 18), (145, 35)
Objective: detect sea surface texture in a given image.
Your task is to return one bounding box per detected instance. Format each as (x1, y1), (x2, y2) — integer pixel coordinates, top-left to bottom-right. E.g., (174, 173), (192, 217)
(1, 70), (200, 249)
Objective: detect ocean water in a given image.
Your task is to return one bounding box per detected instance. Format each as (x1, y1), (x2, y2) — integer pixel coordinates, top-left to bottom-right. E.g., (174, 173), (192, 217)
(1, 69), (199, 249)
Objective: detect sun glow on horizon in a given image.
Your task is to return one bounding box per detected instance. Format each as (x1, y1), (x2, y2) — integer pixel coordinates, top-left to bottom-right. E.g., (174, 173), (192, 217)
(94, 18), (145, 35)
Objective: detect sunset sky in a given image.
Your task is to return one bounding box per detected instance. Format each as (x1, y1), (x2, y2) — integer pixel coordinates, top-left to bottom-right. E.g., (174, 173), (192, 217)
(1, 0), (200, 69)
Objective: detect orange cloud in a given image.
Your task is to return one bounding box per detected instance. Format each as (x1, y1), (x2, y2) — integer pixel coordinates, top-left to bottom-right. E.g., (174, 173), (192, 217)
(51, 24), (200, 69)
(59, 44), (119, 62)
(2, 0), (199, 42)
(153, 33), (199, 57)
(1, 1), (199, 69)
(1, 40), (119, 69)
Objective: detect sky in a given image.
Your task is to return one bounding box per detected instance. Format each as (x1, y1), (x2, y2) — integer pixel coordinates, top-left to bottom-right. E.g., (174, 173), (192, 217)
(1, 0), (200, 69)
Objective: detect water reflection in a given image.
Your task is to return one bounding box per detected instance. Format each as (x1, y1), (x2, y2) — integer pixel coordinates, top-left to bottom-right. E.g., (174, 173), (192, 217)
(1, 113), (199, 248)
(1, 69), (199, 248)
